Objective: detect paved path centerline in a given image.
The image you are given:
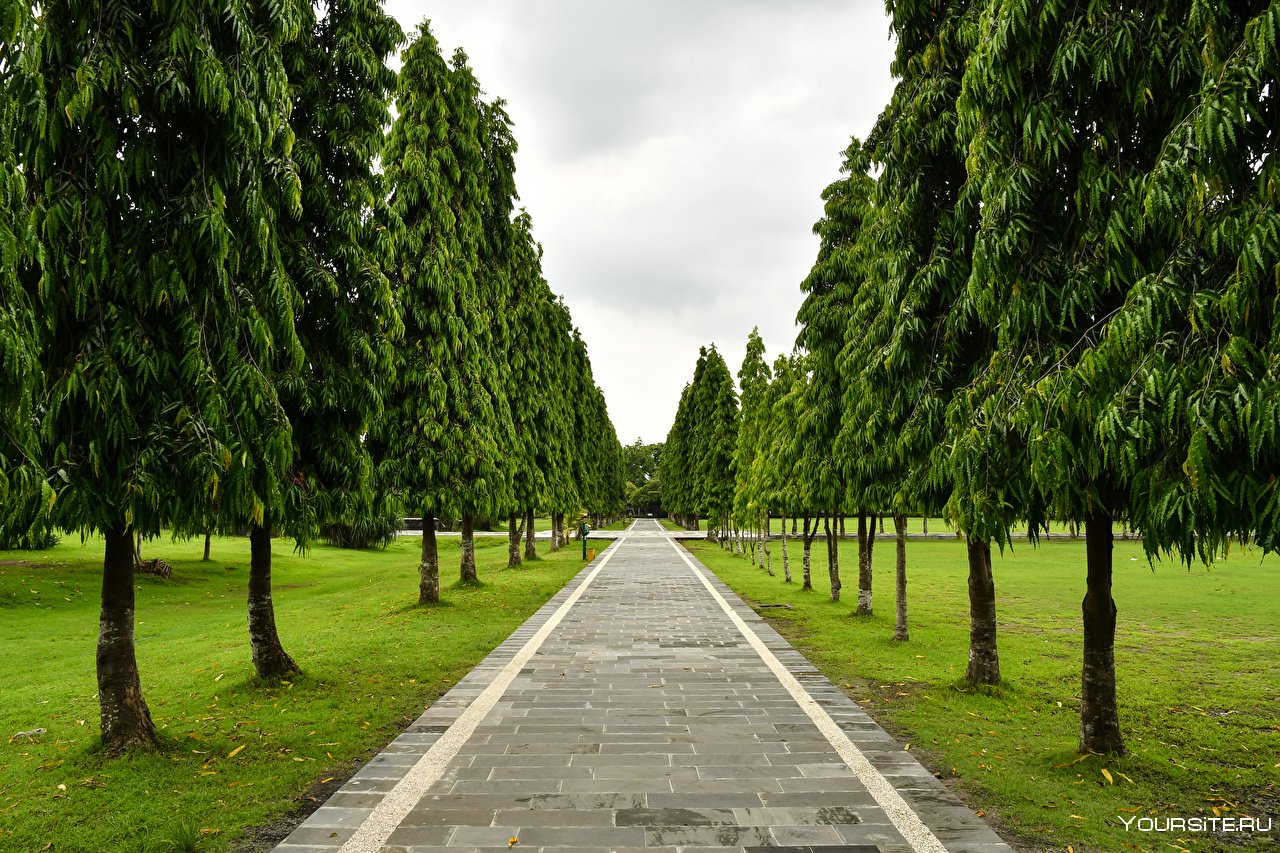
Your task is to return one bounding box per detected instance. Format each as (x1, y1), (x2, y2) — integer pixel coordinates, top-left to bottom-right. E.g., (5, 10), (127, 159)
(334, 534), (628, 853)
(665, 535), (949, 853)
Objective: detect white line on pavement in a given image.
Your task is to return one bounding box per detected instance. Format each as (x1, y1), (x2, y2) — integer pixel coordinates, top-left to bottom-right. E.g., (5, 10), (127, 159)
(664, 536), (949, 853)
(335, 537), (626, 853)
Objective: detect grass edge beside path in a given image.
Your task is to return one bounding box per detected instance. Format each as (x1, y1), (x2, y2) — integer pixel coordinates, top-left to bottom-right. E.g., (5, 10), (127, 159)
(685, 537), (1280, 853)
(0, 533), (612, 853)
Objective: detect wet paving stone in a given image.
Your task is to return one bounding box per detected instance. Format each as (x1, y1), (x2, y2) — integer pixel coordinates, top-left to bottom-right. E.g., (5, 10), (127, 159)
(274, 520), (1009, 852)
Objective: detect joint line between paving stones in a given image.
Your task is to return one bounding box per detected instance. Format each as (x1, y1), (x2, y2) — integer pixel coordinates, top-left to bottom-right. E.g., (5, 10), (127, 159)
(663, 534), (949, 853)
(334, 536), (627, 853)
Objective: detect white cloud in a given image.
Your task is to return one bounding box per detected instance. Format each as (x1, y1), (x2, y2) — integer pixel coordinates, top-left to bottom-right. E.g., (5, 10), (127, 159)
(384, 0), (896, 443)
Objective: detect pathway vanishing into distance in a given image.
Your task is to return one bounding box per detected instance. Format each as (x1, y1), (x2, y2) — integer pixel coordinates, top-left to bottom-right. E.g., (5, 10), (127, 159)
(273, 519), (1012, 853)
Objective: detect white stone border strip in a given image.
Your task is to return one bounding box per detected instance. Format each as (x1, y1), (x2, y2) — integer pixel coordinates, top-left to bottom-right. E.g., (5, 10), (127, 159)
(334, 536), (627, 853)
(664, 535), (949, 853)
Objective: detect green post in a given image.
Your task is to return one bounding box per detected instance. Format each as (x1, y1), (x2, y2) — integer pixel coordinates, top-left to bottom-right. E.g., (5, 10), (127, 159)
(579, 519), (590, 560)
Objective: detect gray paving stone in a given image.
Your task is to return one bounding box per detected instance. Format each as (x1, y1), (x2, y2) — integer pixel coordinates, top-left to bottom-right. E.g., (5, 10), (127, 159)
(272, 520), (1011, 853)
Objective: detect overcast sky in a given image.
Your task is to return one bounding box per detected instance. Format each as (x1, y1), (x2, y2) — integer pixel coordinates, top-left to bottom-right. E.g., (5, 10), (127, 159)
(383, 1), (897, 445)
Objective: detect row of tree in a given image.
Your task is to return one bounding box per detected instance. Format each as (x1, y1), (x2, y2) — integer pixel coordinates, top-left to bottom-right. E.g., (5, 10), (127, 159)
(0, 2), (624, 752)
(666, 0), (1279, 757)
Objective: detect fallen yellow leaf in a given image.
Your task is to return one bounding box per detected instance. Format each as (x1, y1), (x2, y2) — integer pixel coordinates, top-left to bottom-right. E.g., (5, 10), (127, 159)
(1070, 814), (1085, 819)
(1101, 768), (1114, 785)
(227, 744), (246, 759)
(508, 836), (519, 848)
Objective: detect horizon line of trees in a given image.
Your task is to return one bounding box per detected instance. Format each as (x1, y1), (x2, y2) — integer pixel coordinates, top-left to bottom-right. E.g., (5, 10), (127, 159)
(0, 3), (624, 752)
(664, 0), (1278, 758)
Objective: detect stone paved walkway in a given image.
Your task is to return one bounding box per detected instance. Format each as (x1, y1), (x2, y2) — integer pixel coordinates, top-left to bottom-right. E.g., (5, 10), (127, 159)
(273, 520), (1013, 853)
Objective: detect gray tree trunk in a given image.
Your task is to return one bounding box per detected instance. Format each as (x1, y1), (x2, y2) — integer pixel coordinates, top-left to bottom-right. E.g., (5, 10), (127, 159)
(965, 536), (1000, 684)
(202, 530), (211, 561)
(507, 513), (523, 568)
(801, 515), (813, 590)
(824, 512), (840, 603)
(855, 511), (873, 616)
(893, 514), (909, 641)
(1081, 506), (1125, 755)
(459, 514), (478, 584)
(98, 527), (157, 751)
(524, 507), (537, 561)
(420, 510), (439, 604)
(780, 511), (791, 582)
(249, 523), (300, 680)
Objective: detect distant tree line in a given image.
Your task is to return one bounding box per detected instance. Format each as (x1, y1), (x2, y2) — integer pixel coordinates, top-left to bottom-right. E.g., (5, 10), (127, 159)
(664, 0), (1279, 757)
(0, 3), (625, 751)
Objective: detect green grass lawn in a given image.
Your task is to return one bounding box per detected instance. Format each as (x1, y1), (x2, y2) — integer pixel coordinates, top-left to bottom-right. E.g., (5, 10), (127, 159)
(687, 537), (1280, 853)
(0, 532), (608, 852)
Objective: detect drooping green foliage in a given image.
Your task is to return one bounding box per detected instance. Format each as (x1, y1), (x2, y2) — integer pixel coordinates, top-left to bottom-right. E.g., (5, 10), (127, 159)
(26, 0), (308, 538)
(661, 346), (739, 533)
(378, 24), (515, 527)
(1084, 1), (1280, 557)
(265, 0), (403, 543)
(0, 0), (43, 528)
(731, 328), (773, 528)
(11, 0), (311, 749)
(661, 380), (699, 527)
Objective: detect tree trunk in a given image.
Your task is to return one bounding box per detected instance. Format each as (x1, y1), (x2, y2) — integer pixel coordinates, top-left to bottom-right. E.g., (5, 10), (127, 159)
(801, 515), (813, 590)
(460, 514), (478, 584)
(248, 524), (300, 680)
(892, 514), (908, 641)
(507, 513), (522, 568)
(855, 512), (873, 615)
(825, 511), (840, 602)
(1081, 506), (1125, 755)
(202, 530), (212, 561)
(524, 507), (537, 561)
(98, 527), (157, 751)
(762, 525), (773, 576)
(133, 531), (143, 567)
(879, 515), (885, 534)
(839, 515), (845, 537)
(965, 536), (1000, 684)
(922, 516), (928, 535)
(781, 511), (791, 582)
(549, 511), (561, 552)
(419, 510), (439, 604)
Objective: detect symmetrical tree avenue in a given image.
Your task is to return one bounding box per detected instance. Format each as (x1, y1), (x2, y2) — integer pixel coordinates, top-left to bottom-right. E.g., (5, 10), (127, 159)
(0, 7), (622, 753)
(665, 0), (1277, 758)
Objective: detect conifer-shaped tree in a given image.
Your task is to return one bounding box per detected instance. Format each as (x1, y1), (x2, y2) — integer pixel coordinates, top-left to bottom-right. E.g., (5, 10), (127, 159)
(15, 0), (308, 749)
(732, 329), (772, 568)
(379, 22), (513, 600)
(692, 346), (739, 540)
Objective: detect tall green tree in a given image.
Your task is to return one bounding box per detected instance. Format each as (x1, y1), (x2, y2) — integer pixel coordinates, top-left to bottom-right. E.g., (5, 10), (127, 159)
(692, 346), (739, 540)
(379, 23), (513, 600)
(732, 328), (772, 570)
(16, 0), (308, 749)
(0, 2), (44, 536)
(226, 0), (403, 680)
(956, 0), (1211, 754)
(847, 0), (998, 653)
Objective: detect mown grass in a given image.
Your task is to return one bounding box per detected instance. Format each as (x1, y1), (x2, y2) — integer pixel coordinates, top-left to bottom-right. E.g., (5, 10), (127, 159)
(0, 532), (606, 852)
(687, 537), (1280, 853)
